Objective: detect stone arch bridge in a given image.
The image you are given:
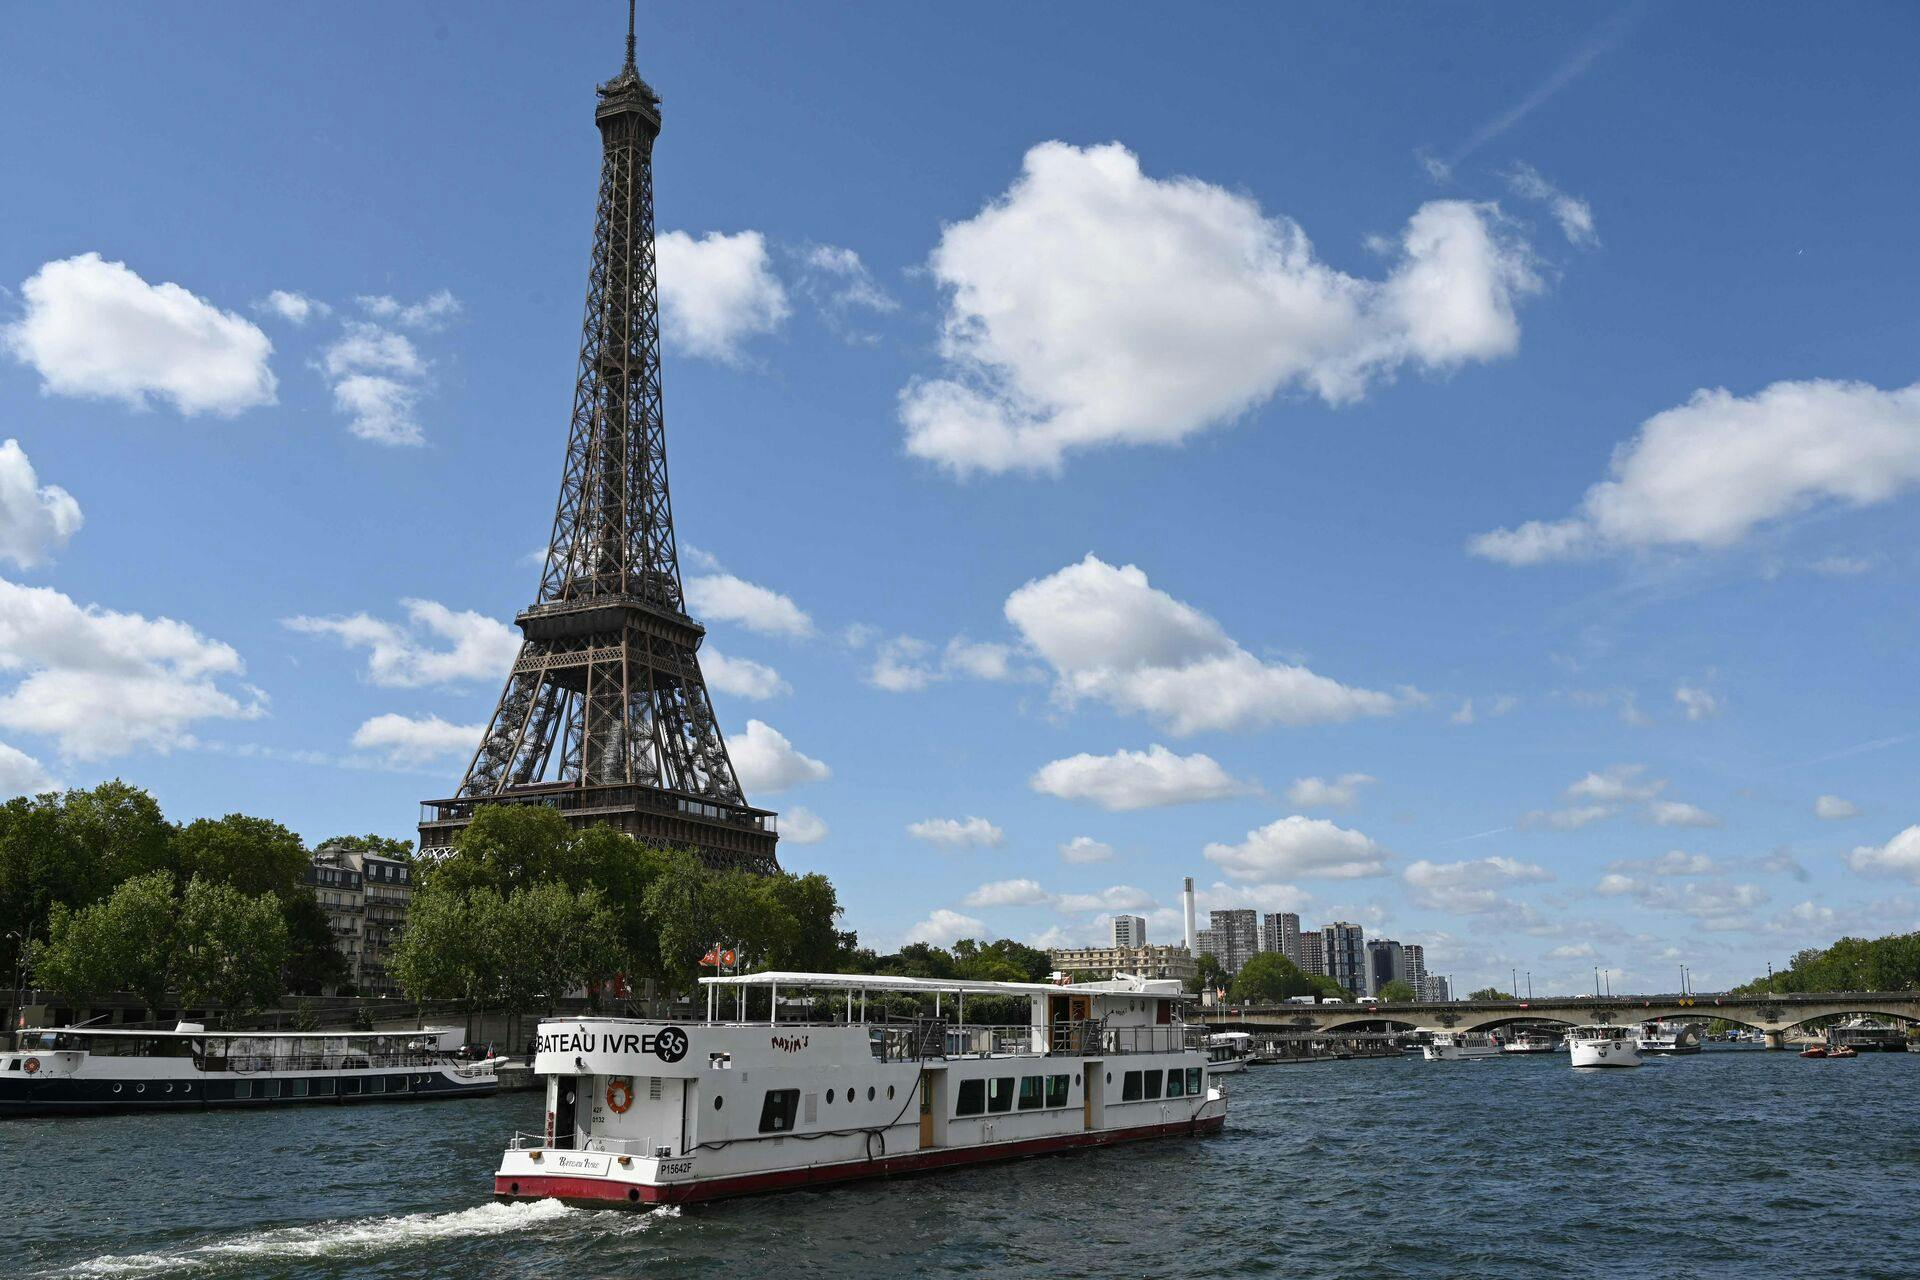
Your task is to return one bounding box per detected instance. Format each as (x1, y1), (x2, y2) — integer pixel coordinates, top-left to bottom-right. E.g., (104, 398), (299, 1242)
(1201, 991), (1920, 1049)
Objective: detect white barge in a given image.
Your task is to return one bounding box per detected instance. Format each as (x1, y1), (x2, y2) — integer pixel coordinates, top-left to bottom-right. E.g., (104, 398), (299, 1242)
(494, 970), (1227, 1206)
(0, 1023), (496, 1116)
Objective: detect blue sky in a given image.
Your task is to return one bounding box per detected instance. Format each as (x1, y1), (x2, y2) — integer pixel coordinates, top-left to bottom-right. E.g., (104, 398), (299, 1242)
(3, 2), (1919, 995)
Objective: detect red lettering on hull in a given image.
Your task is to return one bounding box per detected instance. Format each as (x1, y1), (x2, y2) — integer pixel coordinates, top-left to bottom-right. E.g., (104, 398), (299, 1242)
(496, 1113), (1226, 1207)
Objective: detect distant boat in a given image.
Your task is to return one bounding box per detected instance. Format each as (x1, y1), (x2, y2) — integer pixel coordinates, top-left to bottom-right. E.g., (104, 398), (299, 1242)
(1799, 1044), (1828, 1059)
(1636, 1020), (1703, 1054)
(1568, 1025), (1641, 1069)
(1206, 1031), (1252, 1074)
(1423, 1032), (1502, 1061)
(1502, 1029), (1562, 1055)
(1827, 1017), (1906, 1052)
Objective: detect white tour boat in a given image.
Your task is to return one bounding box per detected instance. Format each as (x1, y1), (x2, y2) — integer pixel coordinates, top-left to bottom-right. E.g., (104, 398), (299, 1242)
(1568, 1024), (1642, 1068)
(0, 1023), (495, 1116)
(1205, 1031), (1252, 1074)
(1636, 1020), (1703, 1054)
(1423, 1031), (1503, 1060)
(1501, 1029), (1563, 1055)
(494, 970), (1227, 1206)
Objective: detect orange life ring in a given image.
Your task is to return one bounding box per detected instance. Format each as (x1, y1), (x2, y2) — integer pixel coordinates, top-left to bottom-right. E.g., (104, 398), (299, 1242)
(606, 1076), (634, 1114)
(23, 1057), (39, 1075)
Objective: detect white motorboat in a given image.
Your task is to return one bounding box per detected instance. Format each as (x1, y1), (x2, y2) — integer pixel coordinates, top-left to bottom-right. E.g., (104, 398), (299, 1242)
(1636, 1020), (1703, 1054)
(1205, 1031), (1252, 1074)
(494, 970), (1227, 1206)
(1568, 1024), (1642, 1068)
(1423, 1032), (1503, 1060)
(1501, 1029), (1563, 1055)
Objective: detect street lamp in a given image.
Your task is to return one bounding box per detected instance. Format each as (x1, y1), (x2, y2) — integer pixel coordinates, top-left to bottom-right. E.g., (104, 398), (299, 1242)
(1526, 971), (1533, 1000)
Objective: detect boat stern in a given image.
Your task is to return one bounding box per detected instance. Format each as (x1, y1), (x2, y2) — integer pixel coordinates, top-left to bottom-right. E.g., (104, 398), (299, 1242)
(494, 1143), (701, 1207)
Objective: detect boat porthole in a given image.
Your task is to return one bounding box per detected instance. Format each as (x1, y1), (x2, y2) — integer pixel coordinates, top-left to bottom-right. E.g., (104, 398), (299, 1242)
(867, 1086), (875, 1102)
(136, 1084), (145, 1094)
(113, 1084), (122, 1094)
(713, 1095), (723, 1111)
(1105, 1072), (1112, 1084)
(826, 1089), (835, 1104)
(627, 1189), (640, 1203)
(1075, 1073), (1081, 1086)
(164, 1084), (173, 1094)
(887, 1086), (894, 1100)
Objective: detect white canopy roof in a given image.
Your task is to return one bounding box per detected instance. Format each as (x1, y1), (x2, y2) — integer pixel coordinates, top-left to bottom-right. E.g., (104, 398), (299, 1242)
(698, 970), (1186, 998)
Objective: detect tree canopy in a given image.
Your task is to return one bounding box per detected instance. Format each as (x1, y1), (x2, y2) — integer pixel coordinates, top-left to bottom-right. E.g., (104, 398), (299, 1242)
(1376, 979), (1417, 1003)
(1737, 931), (1920, 995)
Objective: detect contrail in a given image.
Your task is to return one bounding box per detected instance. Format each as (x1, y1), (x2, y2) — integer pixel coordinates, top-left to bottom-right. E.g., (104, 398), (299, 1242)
(1435, 825), (1513, 847)
(1448, 3), (1647, 169)
(1772, 731), (1919, 772)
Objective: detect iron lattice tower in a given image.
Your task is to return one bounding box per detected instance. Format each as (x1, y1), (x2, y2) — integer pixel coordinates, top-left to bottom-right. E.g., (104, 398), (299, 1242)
(421, 11), (778, 873)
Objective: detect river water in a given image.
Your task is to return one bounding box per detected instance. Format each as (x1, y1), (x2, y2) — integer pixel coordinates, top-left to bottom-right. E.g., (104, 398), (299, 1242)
(10, 1046), (1919, 1279)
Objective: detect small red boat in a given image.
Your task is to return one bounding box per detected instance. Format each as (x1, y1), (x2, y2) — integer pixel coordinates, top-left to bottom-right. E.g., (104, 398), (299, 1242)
(1799, 1045), (1827, 1059)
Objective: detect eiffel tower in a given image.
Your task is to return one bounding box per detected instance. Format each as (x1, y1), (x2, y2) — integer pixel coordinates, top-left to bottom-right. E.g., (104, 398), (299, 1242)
(420, 5), (778, 874)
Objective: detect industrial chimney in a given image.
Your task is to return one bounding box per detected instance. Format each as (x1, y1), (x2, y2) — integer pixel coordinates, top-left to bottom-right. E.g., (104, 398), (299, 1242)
(1182, 876), (1197, 953)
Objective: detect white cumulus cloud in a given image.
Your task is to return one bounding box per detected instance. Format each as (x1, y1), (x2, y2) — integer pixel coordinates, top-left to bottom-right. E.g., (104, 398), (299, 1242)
(730, 719), (829, 794)
(1030, 744), (1253, 812)
(656, 230), (790, 362)
(702, 648), (789, 700)
(1675, 684), (1720, 721)
(1505, 163), (1599, 248)
(684, 573), (813, 638)
(1403, 856), (1552, 915)
(962, 878), (1053, 908)
(907, 815), (1004, 849)
(259, 290), (329, 325)
(351, 712), (481, 767)
(900, 141), (1540, 475)
(0, 440), (82, 569)
(1472, 378), (1920, 563)
(1059, 836), (1114, 864)
(1204, 815), (1390, 881)
(1845, 826), (1920, 885)
(781, 805), (828, 845)
(1815, 794), (1859, 821)
(284, 598), (518, 688)
(4, 253), (276, 416)
(0, 576), (260, 758)
(1056, 884), (1155, 913)
(0, 741), (57, 797)
(902, 908), (984, 948)
(1285, 773), (1376, 809)
(1006, 555), (1398, 734)
(1649, 800), (1720, 829)
(320, 320), (431, 446)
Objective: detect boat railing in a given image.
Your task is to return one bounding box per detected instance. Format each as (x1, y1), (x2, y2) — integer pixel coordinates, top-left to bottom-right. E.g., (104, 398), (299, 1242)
(206, 1050), (461, 1075)
(508, 1132), (668, 1158)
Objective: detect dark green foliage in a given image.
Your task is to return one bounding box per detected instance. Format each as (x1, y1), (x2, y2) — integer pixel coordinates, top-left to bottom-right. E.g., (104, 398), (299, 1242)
(1739, 932), (1920, 994)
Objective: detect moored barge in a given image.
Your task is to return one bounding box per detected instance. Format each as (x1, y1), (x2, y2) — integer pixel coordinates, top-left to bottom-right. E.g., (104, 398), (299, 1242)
(1, 1023), (496, 1116)
(494, 970), (1226, 1206)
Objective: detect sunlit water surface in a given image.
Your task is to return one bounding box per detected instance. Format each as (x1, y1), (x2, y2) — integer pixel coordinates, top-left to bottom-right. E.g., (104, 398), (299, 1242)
(10, 1047), (1919, 1278)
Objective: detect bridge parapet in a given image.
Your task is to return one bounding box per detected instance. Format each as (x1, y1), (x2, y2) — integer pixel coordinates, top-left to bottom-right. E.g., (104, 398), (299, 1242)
(1200, 991), (1920, 1036)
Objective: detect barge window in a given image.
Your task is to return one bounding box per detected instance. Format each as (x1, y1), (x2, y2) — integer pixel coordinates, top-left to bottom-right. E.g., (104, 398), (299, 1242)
(1165, 1069), (1184, 1097)
(759, 1088), (800, 1133)
(1143, 1071), (1162, 1101)
(956, 1079), (986, 1116)
(233, 1081), (253, 1100)
(986, 1077), (1015, 1114)
(1186, 1067), (1202, 1095)
(289, 1079), (309, 1098)
(1017, 1076), (1044, 1110)
(1122, 1071), (1142, 1101)
(261, 1080), (282, 1100)
(1045, 1074), (1070, 1107)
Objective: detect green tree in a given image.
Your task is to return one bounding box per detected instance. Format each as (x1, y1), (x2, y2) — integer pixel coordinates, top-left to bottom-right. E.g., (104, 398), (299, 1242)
(27, 869), (178, 1013)
(61, 781), (175, 886)
(1194, 952), (1227, 994)
(173, 814), (308, 899)
(318, 833), (415, 864)
(489, 882), (623, 1017)
(391, 882), (492, 1008)
(282, 892), (350, 995)
(1466, 987), (1516, 1002)
(173, 878), (289, 1014)
(428, 805), (576, 897)
(0, 793), (98, 969)
(1231, 951), (1314, 1003)
(1377, 979), (1417, 1003)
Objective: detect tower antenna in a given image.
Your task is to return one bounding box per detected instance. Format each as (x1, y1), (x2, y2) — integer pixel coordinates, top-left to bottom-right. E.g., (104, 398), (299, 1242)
(625, 0), (637, 73)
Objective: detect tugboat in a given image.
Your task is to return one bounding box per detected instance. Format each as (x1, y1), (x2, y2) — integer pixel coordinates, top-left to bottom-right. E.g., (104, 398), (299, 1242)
(1, 1023), (495, 1116)
(1567, 1024), (1641, 1068)
(493, 970), (1226, 1206)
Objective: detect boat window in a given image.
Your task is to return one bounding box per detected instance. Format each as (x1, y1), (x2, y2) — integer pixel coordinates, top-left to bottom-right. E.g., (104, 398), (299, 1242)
(262, 1080), (282, 1099)
(233, 1081), (253, 1100)
(1017, 1076), (1044, 1110)
(313, 1078), (334, 1096)
(825, 1089), (835, 1104)
(388, 1076), (408, 1093)
(758, 1089), (800, 1133)
(887, 1085), (895, 1100)
(1143, 1071), (1162, 1101)
(713, 1095), (724, 1111)
(956, 1079), (986, 1116)
(986, 1077), (1015, 1114)
(1186, 1067), (1202, 1094)
(1165, 1069), (1184, 1097)
(342, 1078), (362, 1096)
(1122, 1071), (1143, 1101)
(867, 1086), (875, 1102)
(1045, 1074), (1070, 1107)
